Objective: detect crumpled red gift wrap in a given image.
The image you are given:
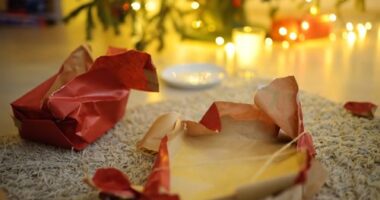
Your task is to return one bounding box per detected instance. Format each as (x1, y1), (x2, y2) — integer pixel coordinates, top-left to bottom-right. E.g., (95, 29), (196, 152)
(88, 76), (326, 200)
(11, 45), (159, 150)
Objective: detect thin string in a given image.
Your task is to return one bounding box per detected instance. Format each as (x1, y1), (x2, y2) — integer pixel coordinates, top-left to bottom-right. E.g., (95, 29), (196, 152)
(150, 150), (295, 172)
(249, 131), (307, 182)
(149, 132), (306, 172)
(182, 151), (295, 167)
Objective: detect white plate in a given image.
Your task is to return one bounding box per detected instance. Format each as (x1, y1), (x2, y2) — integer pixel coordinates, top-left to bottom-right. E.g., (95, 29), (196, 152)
(161, 63), (225, 89)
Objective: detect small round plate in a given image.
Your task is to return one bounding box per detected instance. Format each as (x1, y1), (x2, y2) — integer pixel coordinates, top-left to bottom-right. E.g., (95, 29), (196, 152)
(161, 63), (225, 89)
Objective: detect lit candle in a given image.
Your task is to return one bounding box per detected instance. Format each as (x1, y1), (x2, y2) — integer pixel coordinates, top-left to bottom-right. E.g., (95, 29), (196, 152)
(232, 26), (265, 74)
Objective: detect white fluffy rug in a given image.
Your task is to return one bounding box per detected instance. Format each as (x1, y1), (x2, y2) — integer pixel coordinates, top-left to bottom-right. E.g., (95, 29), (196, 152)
(1, 80), (379, 200)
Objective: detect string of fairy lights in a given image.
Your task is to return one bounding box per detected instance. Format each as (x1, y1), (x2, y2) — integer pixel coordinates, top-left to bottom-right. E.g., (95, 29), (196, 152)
(125, 0), (373, 49)
(214, 0), (373, 49)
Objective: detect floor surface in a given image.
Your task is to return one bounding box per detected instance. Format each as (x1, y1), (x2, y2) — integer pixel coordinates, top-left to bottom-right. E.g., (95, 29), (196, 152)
(1, 22), (379, 136)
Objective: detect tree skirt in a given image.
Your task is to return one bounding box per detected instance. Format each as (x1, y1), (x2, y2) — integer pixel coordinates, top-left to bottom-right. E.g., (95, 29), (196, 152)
(1, 81), (379, 200)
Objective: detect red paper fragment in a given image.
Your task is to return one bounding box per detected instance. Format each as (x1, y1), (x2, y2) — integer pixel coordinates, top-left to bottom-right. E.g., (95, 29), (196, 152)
(89, 165), (179, 200)
(344, 101), (377, 119)
(11, 45), (159, 150)
(88, 137), (178, 199)
(91, 168), (136, 199)
(139, 136), (179, 200)
(199, 103), (221, 132)
(144, 136), (171, 195)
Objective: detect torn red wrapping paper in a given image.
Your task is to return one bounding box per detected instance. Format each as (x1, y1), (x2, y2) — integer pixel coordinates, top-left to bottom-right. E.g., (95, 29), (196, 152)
(87, 76), (326, 200)
(11, 45), (159, 150)
(87, 167), (180, 200)
(143, 136), (170, 196)
(89, 168), (137, 199)
(344, 101), (378, 119)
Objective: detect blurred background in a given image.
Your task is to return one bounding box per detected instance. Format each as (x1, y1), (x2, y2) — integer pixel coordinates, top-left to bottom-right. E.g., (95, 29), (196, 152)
(0, 0), (379, 135)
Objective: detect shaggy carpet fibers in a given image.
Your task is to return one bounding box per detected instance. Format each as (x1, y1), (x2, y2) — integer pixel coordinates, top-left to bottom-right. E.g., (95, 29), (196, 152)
(1, 80), (379, 200)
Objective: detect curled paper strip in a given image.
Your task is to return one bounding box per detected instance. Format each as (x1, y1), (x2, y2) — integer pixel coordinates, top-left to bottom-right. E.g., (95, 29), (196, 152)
(11, 45), (159, 150)
(344, 101), (377, 119)
(89, 76), (326, 200)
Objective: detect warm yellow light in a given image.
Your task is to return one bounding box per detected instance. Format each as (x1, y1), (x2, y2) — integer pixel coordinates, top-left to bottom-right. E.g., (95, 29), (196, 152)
(329, 14), (337, 22)
(243, 26), (253, 32)
(215, 36), (225, 46)
(309, 6), (318, 15)
(145, 1), (156, 11)
(321, 14), (330, 22)
(282, 41), (290, 49)
(279, 27), (287, 36)
(357, 23), (365, 30)
(346, 31), (356, 44)
(342, 31), (347, 39)
(192, 20), (202, 29)
(224, 42), (235, 54)
(208, 24), (216, 32)
(365, 22), (372, 30)
(357, 23), (367, 39)
(329, 33), (336, 41)
(299, 34), (305, 41)
(131, 2), (141, 11)
(191, 1), (200, 10)
(232, 27), (265, 71)
(301, 21), (310, 30)
(289, 32), (298, 41)
(305, 0), (312, 3)
(265, 37), (273, 46)
(346, 22), (354, 31)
